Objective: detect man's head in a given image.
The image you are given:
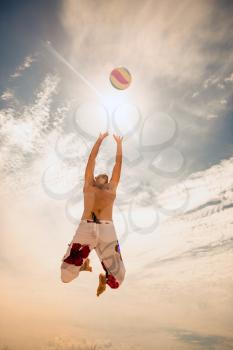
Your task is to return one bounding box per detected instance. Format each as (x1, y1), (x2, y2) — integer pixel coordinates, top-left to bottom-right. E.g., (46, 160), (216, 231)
(94, 173), (109, 188)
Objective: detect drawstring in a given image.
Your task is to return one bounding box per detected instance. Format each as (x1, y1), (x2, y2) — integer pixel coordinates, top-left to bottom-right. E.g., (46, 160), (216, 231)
(91, 211), (101, 224)
(91, 211), (99, 223)
(85, 211), (111, 224)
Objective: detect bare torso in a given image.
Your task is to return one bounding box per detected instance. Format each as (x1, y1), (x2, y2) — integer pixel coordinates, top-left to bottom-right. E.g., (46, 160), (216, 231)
(81, 182), (117, 221)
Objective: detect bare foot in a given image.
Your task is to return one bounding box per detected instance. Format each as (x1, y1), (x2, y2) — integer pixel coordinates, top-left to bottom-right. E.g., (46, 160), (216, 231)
(80, 258), (92, 272)
(96, 273), (107, 296)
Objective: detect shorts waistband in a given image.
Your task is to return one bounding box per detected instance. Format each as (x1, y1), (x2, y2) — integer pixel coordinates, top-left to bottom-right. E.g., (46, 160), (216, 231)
(81, 219), (113, 224)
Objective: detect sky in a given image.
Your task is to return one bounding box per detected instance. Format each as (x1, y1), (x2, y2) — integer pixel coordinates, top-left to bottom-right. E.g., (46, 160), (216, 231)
(0, 0), (233, 349)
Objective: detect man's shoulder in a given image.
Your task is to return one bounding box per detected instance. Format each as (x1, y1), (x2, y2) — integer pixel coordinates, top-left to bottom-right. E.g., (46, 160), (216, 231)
(108, 181), (118, 191)
(83, 180), (95, 191)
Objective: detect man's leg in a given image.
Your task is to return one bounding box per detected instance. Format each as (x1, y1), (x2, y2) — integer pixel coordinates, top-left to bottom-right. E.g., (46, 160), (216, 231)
(60, 221), (96, 283)
(95, 222), (126, 295)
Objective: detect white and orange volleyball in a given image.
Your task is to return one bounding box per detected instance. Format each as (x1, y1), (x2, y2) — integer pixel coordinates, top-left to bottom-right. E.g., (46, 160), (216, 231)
(110, 66), (132, 90)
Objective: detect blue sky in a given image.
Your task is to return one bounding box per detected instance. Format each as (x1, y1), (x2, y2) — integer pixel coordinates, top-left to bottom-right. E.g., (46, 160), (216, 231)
(1, 1), (233, 350)
(0, 0), (66, 80)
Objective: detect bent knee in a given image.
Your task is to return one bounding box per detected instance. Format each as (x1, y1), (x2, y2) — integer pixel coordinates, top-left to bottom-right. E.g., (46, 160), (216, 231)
(61, 279), (70, 283)
(61, 275), (72, 283)
(61, 272), (73, 283)
(60, 266), (79, 283)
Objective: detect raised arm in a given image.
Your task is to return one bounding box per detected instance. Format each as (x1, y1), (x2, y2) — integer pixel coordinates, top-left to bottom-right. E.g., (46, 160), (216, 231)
(84, 132), (108, 185)
(109, 134), (123, 187)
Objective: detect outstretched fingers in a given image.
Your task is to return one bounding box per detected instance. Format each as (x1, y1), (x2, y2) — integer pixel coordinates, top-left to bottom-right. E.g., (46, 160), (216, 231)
(113, 134), (123, 143)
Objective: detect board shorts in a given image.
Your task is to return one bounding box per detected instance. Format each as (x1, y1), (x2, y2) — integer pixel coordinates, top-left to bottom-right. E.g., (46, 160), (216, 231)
(60, 218), (126, 289)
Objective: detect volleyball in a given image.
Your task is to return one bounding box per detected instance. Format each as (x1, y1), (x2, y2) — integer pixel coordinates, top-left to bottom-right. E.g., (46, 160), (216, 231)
(109, 66), (132, 90)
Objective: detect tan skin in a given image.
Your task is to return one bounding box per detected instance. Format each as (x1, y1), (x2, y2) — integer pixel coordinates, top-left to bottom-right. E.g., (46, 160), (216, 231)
(81, 132), (123, 221)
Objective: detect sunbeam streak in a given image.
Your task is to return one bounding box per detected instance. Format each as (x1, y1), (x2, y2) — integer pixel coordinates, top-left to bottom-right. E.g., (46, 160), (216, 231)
(41, 40), (104, 100)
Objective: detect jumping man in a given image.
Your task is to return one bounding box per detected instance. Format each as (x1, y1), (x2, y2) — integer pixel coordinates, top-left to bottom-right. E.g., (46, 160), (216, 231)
(60, 132), (126, 296)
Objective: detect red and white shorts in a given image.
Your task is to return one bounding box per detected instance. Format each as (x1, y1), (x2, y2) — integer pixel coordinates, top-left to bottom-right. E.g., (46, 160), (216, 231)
(60, 219), (126, 289)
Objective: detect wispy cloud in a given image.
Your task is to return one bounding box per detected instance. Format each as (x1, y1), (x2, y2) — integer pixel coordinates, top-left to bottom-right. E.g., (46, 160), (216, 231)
(60, 0), (232, 84)
(224, 72), (233, 82)
(154, 154), (233, 218)
(42, 335), (142, 350)
(0, 88), (14, 101)
(144, 236), (233, 270)
(168, 328), (233, 350)
(0, 73), (63, 192)
(9, 53), (38, 79)
(126, 155), (233, 286)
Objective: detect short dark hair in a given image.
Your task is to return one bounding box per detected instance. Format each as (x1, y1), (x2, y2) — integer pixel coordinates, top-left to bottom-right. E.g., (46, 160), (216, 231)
(96, 173), (108, 180)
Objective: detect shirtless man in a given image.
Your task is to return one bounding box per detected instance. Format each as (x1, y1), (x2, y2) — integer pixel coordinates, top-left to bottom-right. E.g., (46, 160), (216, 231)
(60, 132), (126, 296)
(81, 131), (122, 221)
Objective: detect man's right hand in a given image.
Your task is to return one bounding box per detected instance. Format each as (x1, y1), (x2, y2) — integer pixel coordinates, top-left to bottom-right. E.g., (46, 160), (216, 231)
(98, 131), (109, 142)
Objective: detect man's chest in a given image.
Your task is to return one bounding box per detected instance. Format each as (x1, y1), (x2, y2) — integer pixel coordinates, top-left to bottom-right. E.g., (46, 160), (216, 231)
(84, 184), (116, 200)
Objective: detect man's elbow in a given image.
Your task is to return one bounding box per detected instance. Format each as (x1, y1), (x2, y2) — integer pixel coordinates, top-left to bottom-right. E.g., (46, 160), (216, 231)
(89, 154), (96, 161)
(115, 155), (122, 162)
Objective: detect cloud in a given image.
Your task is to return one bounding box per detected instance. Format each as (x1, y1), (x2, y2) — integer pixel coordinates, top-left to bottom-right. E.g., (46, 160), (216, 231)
(154, 154), (233, 218)
(125, 154), (233, 285)
(203, 76), (220, 89)
(0, 88), (14, 101)
(41, 334), (142, 350)
(176, 68), (233, 120)
(60, 0), (232, 83)
(9, 53), (38, 79)
(57, 0), (233, 189)
(224, 72), (233, 82)
(144, 236), (233, 270)
(167, 328), (233, 350)
(0, 73), (66, 193)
